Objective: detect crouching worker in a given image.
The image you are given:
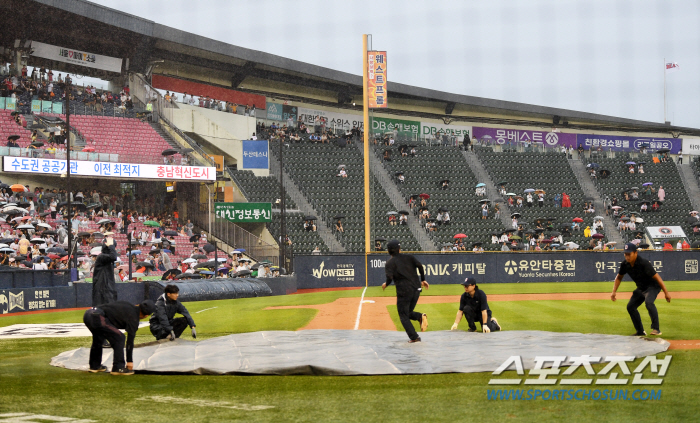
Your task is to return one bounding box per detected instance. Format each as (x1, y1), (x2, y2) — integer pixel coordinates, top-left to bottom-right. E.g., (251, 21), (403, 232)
(451, 278), (501, 333)
(149, 284), (197, 340)
(83, 300), (156, 375)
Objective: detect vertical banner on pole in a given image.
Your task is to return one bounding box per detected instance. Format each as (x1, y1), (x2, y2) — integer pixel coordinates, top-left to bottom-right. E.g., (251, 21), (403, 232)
(367, 51), (387, 108)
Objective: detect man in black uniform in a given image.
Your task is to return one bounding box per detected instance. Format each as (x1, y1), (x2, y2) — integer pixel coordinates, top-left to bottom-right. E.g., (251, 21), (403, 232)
(149, 284), (197, 340)
(83, 299), (156, 375)
(382, 240), (429, 343)
(92, 237), (119, 307)
(451, 278), (501, 333)
(612, 243), (671, 336)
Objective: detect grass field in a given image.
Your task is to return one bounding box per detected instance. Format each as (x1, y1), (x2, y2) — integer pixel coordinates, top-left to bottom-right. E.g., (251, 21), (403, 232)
(1, 281), (699, 422)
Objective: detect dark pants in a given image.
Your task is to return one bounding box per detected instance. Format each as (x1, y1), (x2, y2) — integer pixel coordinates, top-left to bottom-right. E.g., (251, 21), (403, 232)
(627, 286), (661, 332)
(462, 304), (498, 332)
(150, 317), (189, 340)
(83, 308), (125, 371)
(397, 290), (423, 341)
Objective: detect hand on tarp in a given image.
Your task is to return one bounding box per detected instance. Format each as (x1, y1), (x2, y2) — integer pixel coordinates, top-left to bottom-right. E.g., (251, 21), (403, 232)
(483, 325), (491, 333)
(168, 330), (176, 341)
(191, 327), (197, 339)
(450, 323), (459, 331)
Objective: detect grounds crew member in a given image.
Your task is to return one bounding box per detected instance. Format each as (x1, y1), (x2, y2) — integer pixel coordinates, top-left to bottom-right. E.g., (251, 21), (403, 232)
(451, 278), (501, 333)
(83, 299), (156, 375)
(611, 243), (671, 336)
(92, 236), (119, 306)
(382, 240), (429, 343)
(149, 284), (197, 340)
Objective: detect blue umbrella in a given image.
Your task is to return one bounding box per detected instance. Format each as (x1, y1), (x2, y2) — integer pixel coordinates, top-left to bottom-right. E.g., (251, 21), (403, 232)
(626, 161), (636, 165)
(199, 270), (215, 275)
(128, 250), (141, 255)
(524, 188), (535, 193)
(642, 182), (653, 186)
(476, 183), (486, 187)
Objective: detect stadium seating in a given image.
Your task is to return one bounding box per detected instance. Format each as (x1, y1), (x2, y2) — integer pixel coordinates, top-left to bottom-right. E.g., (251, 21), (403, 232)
(0, 109), (33, 148)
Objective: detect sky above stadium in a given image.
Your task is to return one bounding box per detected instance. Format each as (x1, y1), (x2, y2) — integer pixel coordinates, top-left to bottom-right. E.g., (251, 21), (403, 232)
(90, 0), (700, 128)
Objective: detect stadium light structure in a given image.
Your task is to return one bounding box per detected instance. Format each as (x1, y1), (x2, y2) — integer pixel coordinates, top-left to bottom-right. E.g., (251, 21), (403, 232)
(204, 181), (219, 277)
(64, 74), (75, 278)
(279, 135), (286, 271)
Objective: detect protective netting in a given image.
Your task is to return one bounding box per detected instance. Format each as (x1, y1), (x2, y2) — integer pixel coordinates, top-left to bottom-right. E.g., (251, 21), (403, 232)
(51, 330), (669, 375)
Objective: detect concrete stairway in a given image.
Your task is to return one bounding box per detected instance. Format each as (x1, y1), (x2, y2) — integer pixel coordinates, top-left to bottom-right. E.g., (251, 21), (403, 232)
(149, 121), (180, 149)
(567, 155), (624, 245)
(358, 141), (437, 251)
(678, 164), (700, 213)
(269, 145), (345, 252)
(461, 150), (512, 228)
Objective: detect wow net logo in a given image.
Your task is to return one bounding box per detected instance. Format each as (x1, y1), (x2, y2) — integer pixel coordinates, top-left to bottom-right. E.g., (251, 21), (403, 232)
(311, 261), (355, 281)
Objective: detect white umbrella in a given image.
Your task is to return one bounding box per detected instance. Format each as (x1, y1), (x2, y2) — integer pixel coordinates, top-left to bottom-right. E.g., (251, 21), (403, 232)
(0, 243), (8, 249)
(17, 224), (34, 229)
(90, 246), (102, 256)
(37, 222), (51, 229)
(183, 258), (197, 264)
(78, 256), (91, 262)
(217, 257), (227, 262)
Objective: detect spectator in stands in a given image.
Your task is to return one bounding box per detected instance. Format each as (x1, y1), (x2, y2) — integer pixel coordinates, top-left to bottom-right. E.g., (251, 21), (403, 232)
(337, 167), (347, 178)
(304, 219), (317, 232)
(537, 192), (545, 207)
(335, 219), (344, 233)
(658, 186), (665, 202)
(526, 192), (533, 207)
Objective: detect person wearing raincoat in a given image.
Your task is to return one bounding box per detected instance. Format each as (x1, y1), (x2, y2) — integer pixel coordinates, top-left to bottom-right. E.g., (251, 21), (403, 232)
(583, 226), (592, 238)
(92, 238), (119, 306)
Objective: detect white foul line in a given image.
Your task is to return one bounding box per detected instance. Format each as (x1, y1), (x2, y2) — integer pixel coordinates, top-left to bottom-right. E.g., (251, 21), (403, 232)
(195, 307), (218, 314)
(353, 286), (368, 330)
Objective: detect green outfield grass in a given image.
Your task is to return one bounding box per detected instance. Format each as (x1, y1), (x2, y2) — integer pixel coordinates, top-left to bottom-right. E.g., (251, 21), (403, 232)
(1, 281), (699, 422)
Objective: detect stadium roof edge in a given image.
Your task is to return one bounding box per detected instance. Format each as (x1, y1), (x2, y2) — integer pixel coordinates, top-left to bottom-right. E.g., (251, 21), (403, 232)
(28, 0), (699, 133)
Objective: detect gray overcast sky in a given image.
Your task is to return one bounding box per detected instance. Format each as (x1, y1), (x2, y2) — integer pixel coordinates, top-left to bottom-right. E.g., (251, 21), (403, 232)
(91, 0), (700, 128)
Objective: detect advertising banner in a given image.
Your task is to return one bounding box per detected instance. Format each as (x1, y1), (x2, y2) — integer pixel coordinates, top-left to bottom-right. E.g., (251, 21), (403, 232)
(3, 156), (216, 181)
(294, 255), (367, 289)
(4, 97), (16, 110)
(266, 102), (284, 121)
(214, 202), (272, 223)
(31, 41), (123, 73)
(371, 116), (419, 138)
(0, 284), (144, 314)
(646, 226), (687, 239)
(241, 140), (269, 169)
(282, 105), (298, 123)
(472, 126), (576, 148)
(576, 134), (681, 153)
(367, 51), (387, 108)
(41, 101), (53, 113)
(296, 251), (700, 288)
(0, 98), (4, 109)
(52, 102), (63, 114)
(421, 122), (472, 141)
(298, 107), (364, 131)
(682, 138), (700, 155)
(31, 100), (41, 113)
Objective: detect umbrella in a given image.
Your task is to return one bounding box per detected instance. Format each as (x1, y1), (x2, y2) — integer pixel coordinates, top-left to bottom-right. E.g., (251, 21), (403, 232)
(524, 188), (535, 193)
(7, 135), (20, 141)
(144, 220), (161, 227)
(192, 254), (208, 260)
(476, 183), (486, 187)
(592, 233), (605, 239)
(236, 269), (252, 277)
(605, 242), (617, 246)
(599, 169), (611, 178)
(386, 211), (399, 216)
(81, 147), (95, 152)
(638, 243), (651, 249)
(419, 193), (430, 199)
(196, 261), (217, 269)
(594, 216), (604, 220)
(30, 238), (45, 244)
(510, 235), (522, 240)
(161, 269), (182, 280)
(611, 206), (622, 210)
(453, 233), (467, 239)
(333, 214), (345, 219)
(394, 171), (404, 176)
(217, 267), (231, 274)
(0, 248), (14, 254)
(621, 217), (631, 222)
(498, 181), (508, 186)
(541, 239), (552, 243)
(97, 218), (112, 225)
(163, 230), (178, 236)
(90, 247), (102, 256)
(657, 148), (670, 154)
(504, 228), (517, 233)
(399, 210), (410, 215)
(374, 237), (387, 242)
(511, 212), (521, 218)
(471, 242), (483, 247)
(524, 229), (536, 234)
(642, 182), (653, 186)
(176, 273), (202, 280)
(17, 224), (34, 229)
(437, 207), (449, 213)
(127, 250), (142, 256)
(587, 163), (600, 169)
(572, 217), (583, 223)
(625, 161), (636, 165)
(76, 232), (91, 238)
(337, 164), (346, 170)
(535, 189), (546, 195)
(30, 141), (44, 148)
(149, 249), (161, 255)
(479, 199), (491, 204)
(183, 258), (197, 264)
(136, 261), (155, 269)
(162, 149), (178, 156)
(304, 215), (317, 221)
(550, 231), (561, 237)
(202, 243), (216, 253)
(505, 192), (517, 196)
(189, 235), (200, 242)
(439, 179), (450, 184)
(37, 222), (51, 229)
(10, 184), (25, 193)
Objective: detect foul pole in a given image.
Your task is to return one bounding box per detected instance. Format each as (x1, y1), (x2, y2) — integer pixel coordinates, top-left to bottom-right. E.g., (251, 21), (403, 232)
(362, 34), (370, 288)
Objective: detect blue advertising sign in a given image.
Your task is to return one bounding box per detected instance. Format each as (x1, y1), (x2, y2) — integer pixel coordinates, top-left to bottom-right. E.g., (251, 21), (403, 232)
(266, 102), (283, 121)
(242, 140), (269, 169)
(295, 255), (367, 289)
(576, 134), (682, 154)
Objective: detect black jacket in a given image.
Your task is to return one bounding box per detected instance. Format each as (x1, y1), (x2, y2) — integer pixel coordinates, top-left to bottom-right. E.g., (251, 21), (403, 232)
(385, 253), (425, 297)
(92, 243), (118, 306)
(98, 301), (141, 363)
(149, 293), (195, 332)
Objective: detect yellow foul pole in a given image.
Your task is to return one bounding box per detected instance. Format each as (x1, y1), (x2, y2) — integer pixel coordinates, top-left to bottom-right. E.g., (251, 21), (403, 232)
(362, 34), (370, 287)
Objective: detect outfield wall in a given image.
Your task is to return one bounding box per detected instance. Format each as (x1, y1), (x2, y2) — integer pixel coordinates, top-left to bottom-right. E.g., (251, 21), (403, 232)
(295, 251), (700, 289)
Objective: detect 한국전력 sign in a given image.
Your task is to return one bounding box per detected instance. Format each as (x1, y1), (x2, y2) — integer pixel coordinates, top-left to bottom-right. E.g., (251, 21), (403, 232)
(215, 202), (272, 223)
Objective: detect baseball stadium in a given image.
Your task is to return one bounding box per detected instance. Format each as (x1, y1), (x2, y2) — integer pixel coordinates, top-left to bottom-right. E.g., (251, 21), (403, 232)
(1, 1), (700, 422)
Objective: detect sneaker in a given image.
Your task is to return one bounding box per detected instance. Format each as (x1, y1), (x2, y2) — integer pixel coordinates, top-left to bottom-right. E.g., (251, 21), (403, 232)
(420, 314), (428, 332)
(467, 328), (477, 333)
(102, 340), (111, 348)
(650, 329), (662, 336)
(491, 317), (501, 331)
(88, 365), (107, 373)
(110, 368), (135, 376)
(632, 331), (647, 336)
(408, 337), (421, 343)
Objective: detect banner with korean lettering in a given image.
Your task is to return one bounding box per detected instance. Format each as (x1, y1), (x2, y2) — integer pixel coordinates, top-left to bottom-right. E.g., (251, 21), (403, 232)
(682, 138), (700, 155)
(367, 51), (387, 108)
(298, 107), (364, 131)
(576, 134), (681, 153)
(215, 202), (272, 223)
(421, 122), (472, 141)
(2, 156), (215, 181)
(371, 116), (419, 138)
(472, 126), (577, 148)
(242, 140), (269, 169)
(31, 41), (123, 73)
(266, 102), (284, 121)
(282, 105), (298, 123)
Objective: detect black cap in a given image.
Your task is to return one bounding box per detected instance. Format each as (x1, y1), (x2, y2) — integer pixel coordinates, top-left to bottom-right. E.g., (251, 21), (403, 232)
(461, 277), (477, 286)
(139, 300), (156, 315)
(623, 243), (638, 252)
(387, 240), (400, 251)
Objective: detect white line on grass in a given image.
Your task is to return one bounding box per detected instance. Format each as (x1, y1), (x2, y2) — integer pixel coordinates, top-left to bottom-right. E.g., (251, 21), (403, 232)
(353, 286), (368, 330)
(195, 307), (218, 314)
(138, 396), (274, 411)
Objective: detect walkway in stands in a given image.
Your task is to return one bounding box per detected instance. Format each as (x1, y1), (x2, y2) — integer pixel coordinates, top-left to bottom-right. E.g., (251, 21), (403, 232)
(678, 164), (700, 212)
(461, 149), (512, 228)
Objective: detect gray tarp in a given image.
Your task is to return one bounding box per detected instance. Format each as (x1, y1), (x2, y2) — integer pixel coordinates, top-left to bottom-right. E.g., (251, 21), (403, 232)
(50, 330), (669, 376)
